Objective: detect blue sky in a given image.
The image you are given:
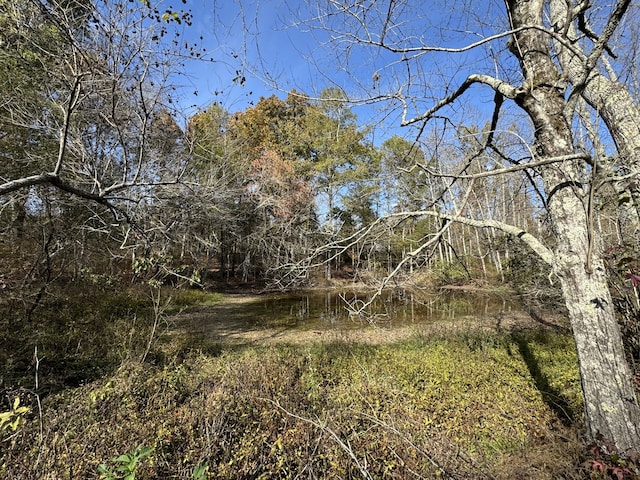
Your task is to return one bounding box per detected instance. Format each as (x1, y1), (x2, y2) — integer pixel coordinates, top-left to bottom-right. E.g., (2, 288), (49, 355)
(169, 0), (428, 142)
(175, 1), (330, 114)
(168, 0), (520, 145)
(163, 0), (554, 221)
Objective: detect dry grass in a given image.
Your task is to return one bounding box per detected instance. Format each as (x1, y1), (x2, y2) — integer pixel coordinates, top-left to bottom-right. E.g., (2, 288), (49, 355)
(1, 316), (589, 479)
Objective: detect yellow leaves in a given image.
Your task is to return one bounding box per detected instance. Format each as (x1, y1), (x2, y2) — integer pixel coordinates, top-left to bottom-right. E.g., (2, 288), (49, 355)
(0, 397), (29, 434)
(161, 11), (180, 23)
(4, 332), (583, 477)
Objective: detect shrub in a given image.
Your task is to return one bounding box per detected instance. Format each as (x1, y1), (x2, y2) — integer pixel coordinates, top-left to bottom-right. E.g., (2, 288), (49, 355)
(1, 330), (585, 479)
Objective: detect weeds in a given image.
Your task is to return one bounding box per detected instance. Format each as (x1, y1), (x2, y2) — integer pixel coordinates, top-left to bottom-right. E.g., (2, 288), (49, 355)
(0, 282), (590, 478)
(587, 435), (639, 480)
(0, 397), (29, 435)
(1, 328), (585, 479)
(98, 445), (154, 480)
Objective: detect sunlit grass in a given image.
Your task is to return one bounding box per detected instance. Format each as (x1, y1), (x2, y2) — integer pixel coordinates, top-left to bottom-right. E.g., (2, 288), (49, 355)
(3, 327), (585, 479)
(164, 288), (225, 311)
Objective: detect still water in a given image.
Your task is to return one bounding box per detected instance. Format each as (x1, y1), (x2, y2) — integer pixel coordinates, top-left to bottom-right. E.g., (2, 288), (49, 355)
(206, 289), (521, 333)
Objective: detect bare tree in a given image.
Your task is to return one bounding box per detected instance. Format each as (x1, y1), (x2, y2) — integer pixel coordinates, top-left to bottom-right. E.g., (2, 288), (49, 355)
(0, 0), (192, 219)
(298, 0), (640, 452)
(0, 0), (206, 316)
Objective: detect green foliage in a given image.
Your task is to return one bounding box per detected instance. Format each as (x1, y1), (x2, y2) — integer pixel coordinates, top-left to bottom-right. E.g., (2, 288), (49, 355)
(185, 103), (233, 176)
(166, 289), (224, 311)
(380, 135), (431, 212)
(0, 397), (29, 435)
(305, 88), (378, 227)
(431, 259), (469, 286)
(98, 445), (154, 480)
(79, 268), (115, 288)
(2, 327), (584, 478)
(132, 256), (202, 288)
(0, 283), (159, 393)
(0, 0), (64, 182)
(184, 88), (381, 282)
(191, 463), (208, 480)
(503, 236), (562, 306)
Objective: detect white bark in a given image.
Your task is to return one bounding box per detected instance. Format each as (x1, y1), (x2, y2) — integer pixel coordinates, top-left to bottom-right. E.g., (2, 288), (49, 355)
(307, 0), (640, 453)
(550, 0), (640, 239)
(506, 0), (640, 452)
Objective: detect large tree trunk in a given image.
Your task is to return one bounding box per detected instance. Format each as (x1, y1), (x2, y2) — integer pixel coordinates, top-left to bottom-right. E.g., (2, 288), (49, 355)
(549, 0), (640, 244)
(508, 0), (640, 452)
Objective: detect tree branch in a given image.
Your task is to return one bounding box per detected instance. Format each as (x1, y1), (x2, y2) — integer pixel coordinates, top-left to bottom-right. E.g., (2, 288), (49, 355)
(0, 173), (58, 196)
(401, 74), (519, 126)
(567, 0), (632, 105)
(54, 74), (83, 175)
(388, 210), (554, 267)
(424, 153), (590, 180)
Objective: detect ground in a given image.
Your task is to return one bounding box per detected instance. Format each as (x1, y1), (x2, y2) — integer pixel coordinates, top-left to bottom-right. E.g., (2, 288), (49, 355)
(169, 290), (571, 346)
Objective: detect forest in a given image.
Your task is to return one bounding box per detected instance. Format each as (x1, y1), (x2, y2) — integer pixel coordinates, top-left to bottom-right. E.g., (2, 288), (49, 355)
(1, 0), (640, 478)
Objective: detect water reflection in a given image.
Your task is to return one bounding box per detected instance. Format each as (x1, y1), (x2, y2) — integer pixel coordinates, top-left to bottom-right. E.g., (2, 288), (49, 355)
(228, 289), (519, 332)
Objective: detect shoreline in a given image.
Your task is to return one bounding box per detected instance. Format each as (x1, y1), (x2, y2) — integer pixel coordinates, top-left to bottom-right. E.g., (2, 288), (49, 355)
(168, 287), (570, 347)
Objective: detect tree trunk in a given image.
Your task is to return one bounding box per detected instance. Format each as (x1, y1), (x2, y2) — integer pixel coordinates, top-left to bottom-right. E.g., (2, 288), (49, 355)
(508, 0), (640, 452)
(474, 228), (487, 281)
(549, 0), (640, 246)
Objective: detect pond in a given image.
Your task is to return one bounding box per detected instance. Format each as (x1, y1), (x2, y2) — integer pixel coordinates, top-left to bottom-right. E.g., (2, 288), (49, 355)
(173, 289), (544, 345)
(246, 289), (521, 329)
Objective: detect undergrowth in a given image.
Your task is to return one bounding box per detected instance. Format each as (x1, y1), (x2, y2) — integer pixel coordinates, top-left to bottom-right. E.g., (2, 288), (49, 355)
(0, 284), (224, 395)
(1, 325), (588, 479)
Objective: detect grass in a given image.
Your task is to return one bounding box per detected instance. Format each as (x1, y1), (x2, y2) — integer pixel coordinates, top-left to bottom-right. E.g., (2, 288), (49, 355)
(1, 308), (588, 479)
(0, 284), (225, 393)
(165, 288), (226, 312)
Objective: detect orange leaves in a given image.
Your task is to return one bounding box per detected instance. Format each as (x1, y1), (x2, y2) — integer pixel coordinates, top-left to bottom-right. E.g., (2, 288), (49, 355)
(248, 148), (312, 220)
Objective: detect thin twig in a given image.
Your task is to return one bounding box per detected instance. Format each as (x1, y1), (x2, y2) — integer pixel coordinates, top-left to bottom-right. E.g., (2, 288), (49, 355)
(260, 398), (374, 480)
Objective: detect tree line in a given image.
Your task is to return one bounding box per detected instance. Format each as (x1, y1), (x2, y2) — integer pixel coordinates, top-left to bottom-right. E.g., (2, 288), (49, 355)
(2, 0), (640, 454)
(0, 1), (543, 292)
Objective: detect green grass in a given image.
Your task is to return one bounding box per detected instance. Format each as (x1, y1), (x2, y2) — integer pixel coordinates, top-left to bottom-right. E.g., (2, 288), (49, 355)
(0, 285), (226, 393)
(1, 327), (586, 479)
(164, 288), (225, 312)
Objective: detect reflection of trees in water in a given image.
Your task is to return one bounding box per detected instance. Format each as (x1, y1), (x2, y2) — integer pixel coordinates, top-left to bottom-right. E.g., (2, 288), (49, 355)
(259, 290), (519, 329)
